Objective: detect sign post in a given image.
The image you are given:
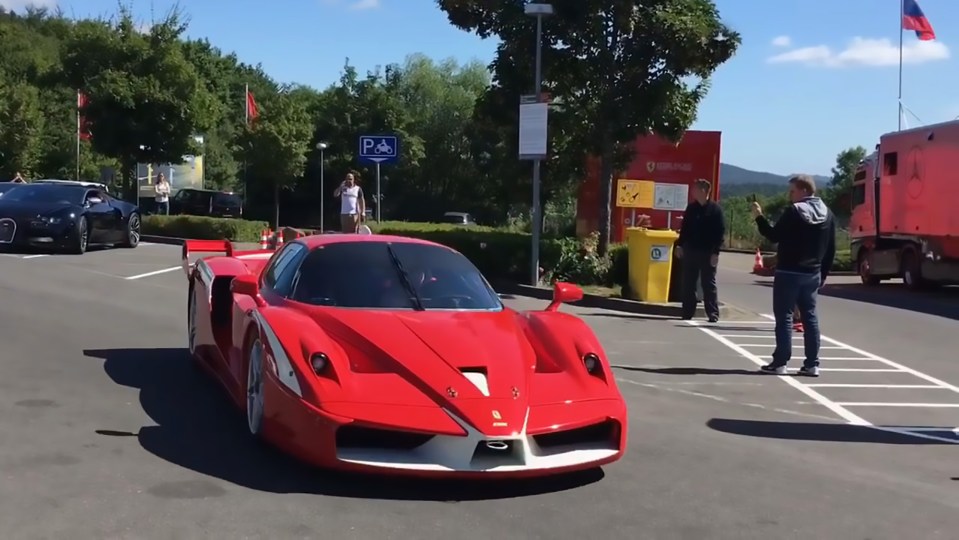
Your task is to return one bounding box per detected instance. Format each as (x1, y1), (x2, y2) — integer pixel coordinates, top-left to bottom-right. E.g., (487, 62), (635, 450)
(358, 135), (399, 222)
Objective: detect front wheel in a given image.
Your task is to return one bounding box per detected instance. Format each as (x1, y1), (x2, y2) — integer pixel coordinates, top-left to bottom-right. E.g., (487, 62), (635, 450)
(246, 337), (266, 437)
(68, 216), (89, 255)
(122, 213), (141, 248)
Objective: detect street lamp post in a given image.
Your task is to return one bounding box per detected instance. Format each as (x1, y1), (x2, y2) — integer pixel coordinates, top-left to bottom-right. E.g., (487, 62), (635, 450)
(316, 142), (328, 232)
(525, 2), (553, 286)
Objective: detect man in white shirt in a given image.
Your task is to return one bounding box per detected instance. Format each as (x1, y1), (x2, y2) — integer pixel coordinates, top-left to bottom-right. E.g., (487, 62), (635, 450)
(333, 172), (365, 233)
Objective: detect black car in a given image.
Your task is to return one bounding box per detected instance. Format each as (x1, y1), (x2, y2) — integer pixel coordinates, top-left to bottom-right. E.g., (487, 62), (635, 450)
(0, 183), (141, 254)
(0, 181), (25, 197)
(169, 188), (243, 218)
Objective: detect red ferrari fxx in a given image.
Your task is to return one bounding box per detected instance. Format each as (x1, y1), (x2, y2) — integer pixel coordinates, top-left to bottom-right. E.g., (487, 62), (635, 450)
(183, 234), (628, 477)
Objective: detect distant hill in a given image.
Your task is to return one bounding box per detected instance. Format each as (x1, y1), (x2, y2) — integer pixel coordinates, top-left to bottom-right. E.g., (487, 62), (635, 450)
(721, 163), (830, 186)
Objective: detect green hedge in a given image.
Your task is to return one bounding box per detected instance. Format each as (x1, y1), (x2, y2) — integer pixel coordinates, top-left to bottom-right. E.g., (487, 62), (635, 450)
(142, 215), (269, 242)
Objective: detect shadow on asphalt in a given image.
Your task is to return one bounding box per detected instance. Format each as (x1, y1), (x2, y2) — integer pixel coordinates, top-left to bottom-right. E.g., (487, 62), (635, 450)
(614, 366), (761, 376)
(84, 347), (605, 501)
(819, 284), (959, 321)
(707, 418), (957, 445)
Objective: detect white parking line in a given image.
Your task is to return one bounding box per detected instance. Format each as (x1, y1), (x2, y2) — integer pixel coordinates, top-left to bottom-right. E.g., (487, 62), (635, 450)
(688, 319), (959, 444)
(125, 266), (181, 280)
(837, 402), (959, 408)
(21, 254), (48, 259)
(807, 384), (945, 389)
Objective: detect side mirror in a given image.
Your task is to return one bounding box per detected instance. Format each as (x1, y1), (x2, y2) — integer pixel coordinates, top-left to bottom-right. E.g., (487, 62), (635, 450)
(545, 281), (584, 312)
(231, 274), (261, 302)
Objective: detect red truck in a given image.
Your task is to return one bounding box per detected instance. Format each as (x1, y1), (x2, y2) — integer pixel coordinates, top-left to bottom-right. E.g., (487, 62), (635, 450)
(849, 120), (959, 288)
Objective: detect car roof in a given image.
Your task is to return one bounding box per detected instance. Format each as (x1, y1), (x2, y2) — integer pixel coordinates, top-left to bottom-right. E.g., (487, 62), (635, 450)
(297, 233), (448, 250)
(33, 179), (107, 189)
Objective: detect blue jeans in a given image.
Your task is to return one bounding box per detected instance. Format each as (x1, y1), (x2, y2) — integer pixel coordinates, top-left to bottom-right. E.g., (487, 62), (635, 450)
(771, 270), (821, 367)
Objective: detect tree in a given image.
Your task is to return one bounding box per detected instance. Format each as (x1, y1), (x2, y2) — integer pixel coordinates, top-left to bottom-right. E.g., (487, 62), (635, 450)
(60, 9), (214, 199)
(0, 82), (44, 177)
(437, 0), (741, 253)
(824, 145), (867, 218)
(241, 87), (315, 228)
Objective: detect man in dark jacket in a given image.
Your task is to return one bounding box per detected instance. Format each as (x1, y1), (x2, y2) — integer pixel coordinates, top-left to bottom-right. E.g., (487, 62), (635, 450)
(676, 179), (725, 322)
(751, 174), (836, 377)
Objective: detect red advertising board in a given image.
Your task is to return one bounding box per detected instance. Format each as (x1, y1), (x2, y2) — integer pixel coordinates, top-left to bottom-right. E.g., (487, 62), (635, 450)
(576, 130), (722, 243)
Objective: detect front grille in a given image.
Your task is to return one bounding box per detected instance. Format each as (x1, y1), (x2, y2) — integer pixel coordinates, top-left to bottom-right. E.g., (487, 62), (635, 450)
(336, 425), (434, 451)
(532, 420), (619, 449)
(0, 218), (16, 243)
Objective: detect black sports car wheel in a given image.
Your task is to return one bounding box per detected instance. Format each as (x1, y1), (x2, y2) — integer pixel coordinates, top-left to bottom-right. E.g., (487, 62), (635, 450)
(69, 216), (88, 254)
(187, 287), (197, 354)
(246, 337), (266, 437)
(122, 213), (141, 248)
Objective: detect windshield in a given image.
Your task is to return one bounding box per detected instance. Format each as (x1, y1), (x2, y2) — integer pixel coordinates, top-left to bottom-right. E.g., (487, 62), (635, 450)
(0, 184), (84, 205)
(291, 242), (503, 311)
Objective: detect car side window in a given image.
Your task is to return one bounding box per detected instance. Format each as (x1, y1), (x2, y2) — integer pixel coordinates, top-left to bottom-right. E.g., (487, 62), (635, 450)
(262, 243), (308, 296)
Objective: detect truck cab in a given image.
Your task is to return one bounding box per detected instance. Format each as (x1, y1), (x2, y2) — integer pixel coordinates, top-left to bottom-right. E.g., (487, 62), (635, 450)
(849, 121), (959, 289)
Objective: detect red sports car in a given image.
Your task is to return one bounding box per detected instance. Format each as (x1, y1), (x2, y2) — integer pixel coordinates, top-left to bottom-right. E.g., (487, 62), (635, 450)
(183, 234), (628, 478)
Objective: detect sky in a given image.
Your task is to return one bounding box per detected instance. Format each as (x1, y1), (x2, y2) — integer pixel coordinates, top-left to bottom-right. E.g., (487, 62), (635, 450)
(3, 0), (957, 176)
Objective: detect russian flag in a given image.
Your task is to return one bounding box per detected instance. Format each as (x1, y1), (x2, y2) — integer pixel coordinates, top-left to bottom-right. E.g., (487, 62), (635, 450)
(902, 0), (936, 41)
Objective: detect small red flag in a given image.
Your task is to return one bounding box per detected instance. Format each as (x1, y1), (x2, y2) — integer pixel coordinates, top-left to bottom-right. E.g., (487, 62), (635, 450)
(77, 90), (92, 141)
(246, 89), (259, 125)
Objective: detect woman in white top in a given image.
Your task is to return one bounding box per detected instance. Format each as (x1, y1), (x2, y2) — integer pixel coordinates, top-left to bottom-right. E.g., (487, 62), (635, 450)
(333, 172), (365, 233)
(154, 173), (171, 215)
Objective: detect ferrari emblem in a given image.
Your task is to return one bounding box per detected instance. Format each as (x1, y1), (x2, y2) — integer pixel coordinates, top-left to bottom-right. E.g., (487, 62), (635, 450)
(511, 386), (520, 399)
(492, 410), (502, 420)
(646, 161), (656, 173)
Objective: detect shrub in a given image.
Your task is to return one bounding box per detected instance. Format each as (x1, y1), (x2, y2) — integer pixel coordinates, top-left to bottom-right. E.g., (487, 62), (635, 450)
(142, 215), (269, 242)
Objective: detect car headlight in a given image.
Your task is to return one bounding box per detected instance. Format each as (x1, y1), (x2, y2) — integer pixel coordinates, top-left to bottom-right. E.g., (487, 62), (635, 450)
(310, 353), (329, 374)
(583, 353), (601, 374)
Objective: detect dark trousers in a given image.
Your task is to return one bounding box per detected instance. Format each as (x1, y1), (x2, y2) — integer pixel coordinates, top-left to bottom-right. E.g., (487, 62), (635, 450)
(681, 250), (719, 319)
(155, 201), (169, 215)
(771, 271), (821, 367)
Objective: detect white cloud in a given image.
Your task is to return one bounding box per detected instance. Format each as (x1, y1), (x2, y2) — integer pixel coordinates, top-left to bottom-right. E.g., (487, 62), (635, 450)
(0, 0), (56, 11)
(768, 37), (949, 68)
(771, 35), (791, 48)
(349, 0), (379, 9)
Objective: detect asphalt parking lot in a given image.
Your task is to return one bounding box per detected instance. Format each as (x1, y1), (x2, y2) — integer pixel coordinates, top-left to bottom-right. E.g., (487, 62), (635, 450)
(1, 244), (958, 539)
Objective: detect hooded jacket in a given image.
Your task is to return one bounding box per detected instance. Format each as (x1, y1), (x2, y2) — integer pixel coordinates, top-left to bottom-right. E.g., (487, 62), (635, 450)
(755, 196), (836, 279)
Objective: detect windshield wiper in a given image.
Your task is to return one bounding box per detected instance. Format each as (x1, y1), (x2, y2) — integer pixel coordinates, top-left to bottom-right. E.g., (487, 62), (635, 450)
(386, 244), (425, 311)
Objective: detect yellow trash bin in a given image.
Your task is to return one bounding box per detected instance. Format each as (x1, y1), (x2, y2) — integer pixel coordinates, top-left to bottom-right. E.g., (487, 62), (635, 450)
(626, 228), (680, 303)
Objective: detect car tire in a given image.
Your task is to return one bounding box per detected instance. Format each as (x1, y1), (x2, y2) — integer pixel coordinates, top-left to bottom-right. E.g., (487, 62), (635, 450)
(246, 337), (266, 437)
(122, 212), (141, 248)
(68, 216), (89, 255)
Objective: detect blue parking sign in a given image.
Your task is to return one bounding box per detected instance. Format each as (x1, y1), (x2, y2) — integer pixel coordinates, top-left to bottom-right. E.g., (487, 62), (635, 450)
(358, 135), (398, 164)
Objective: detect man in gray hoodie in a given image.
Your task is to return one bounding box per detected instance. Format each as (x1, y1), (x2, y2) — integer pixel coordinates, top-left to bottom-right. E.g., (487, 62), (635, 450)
(751, 175), (836, 377)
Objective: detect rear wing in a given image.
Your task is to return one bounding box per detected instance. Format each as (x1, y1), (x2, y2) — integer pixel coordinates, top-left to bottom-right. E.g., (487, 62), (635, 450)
(181, 239), (276, 277)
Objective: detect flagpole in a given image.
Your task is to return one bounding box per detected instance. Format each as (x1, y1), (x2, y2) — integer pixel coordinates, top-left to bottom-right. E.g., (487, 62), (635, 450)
(898, 0), (904, 130)
(76, 89), (81, 180)
(243, 84), (249, 208)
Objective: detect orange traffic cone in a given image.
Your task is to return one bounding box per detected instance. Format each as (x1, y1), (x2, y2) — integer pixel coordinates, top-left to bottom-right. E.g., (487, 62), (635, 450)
(260, 229), (271, 249)
(752, 249), (764, 274)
